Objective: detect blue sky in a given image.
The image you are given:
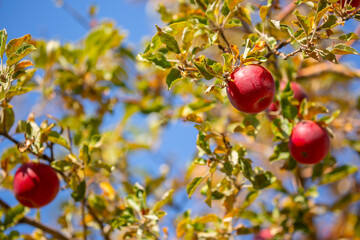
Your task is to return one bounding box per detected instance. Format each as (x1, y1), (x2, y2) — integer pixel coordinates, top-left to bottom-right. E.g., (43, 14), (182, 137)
(0, 0), (157, 45)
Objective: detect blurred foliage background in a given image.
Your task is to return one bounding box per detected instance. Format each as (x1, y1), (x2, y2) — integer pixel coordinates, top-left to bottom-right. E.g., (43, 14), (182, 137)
(0, 0), (360, 239)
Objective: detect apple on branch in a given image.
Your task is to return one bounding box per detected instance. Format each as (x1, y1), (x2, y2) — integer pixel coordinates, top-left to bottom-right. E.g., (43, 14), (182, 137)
(13, 162), (60, 208)
(289, 120), (330, 164)
(227, 65), (275, 114)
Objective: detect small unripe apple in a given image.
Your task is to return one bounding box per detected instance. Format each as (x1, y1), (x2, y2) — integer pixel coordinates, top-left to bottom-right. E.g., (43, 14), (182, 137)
(266, 82), (308, 119)
(289, 120), (330, 164)
(227, 65), (275, 114)
(254, 229), (273, 240)
(340, 0), (360, 9)
(13, 162), (59, 208)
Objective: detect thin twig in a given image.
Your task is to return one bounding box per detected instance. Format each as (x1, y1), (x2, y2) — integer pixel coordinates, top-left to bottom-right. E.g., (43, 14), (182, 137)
(86, 203), (111, 240)
(82, 199), (88, 240)
(56, 0), (90, 30)
(275, 2), (297, 21)
(265, 39), (292, 58)
(0, 198), (70, 240)
(0, 131), (53, 162)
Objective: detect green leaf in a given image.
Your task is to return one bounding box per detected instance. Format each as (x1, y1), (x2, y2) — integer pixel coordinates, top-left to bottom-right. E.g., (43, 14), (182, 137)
(47, 131), (71, 149)
(195, 214), (220, 223)
(196, 131), (212, 156)
(71, 180), (86, 202)
(226, 0), (240, 10)
(319, 15), (338, 29)
(317, 109), (340, 124)
(222, 53), (234, 72)
(205, 177), (212, 207)
(193, 56), (215, 80)
(270, 141), (290, 162)
(269, 19), (280, 30)
(156, 25), (180, 54)
(5, 34), (31, 58)
(251, 170), (276, 189)
(6, 43), (36, 66)
(225, 18), (242, 28)
(186, 177), (203, 198)
(206, 0), (219, 22)
(16, 120), (27, 133)
(166, 68), (182, 89)
(315, 0), (331, 26)
(271, 118), (293, 141)
(260, 5), (270, 22)
(339, 32), (359, 42)
(331, 193), (360, 211)
(319, 165), (357, 185)
(138, 52), (172, 70)
(51, 160), (74, 172)
(3, 205), (28, 229)
(329, 44), (359, 55)
(280, 82), (299, 120)
(293, 10), (311, 37)
(0, 29), (7, 59)
(182, 27), (194, 51)
(0, 107), (15, 133)
(82, 144), (91, 164)
(0, 86), (34, 101)
(153, 189), (174, 212)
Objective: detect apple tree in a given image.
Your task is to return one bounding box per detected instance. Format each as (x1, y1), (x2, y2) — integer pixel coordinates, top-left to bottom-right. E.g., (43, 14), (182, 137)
(1, 0), (360, 239)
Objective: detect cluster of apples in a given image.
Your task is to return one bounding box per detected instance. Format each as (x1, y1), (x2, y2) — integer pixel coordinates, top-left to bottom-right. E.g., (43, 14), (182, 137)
(227, 65), (330, 165)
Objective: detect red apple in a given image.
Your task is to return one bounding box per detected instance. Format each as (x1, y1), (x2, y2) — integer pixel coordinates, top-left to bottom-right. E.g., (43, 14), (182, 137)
(254, 229), (273, 240)
(340, 0), (360, 9)
(266, 81), (308, 119)
(289, 120), (330, 164)
(13, 162), (60, 208)
(227, 65), (275, 114)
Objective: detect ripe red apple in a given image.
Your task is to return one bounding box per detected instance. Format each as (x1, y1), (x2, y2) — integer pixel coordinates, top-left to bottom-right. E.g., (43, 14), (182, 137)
(340, 0), (360, 9)
(13, 162), (60, 208)
(266, 81), (308, 119)
(289, 120), (330, 164)
(227, 65), (275, 114)
(254, 229), (273, 240)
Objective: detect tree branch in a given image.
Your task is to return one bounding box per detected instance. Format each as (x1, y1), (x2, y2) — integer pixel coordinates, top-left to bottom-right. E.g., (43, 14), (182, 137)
(275, 2), (297, 21)
(85, 203), (111, 240)
(0, 198), (70, 240)
(0, 131), (53, 162)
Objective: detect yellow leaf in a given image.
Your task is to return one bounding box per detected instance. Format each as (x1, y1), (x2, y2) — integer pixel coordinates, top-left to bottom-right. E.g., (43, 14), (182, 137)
(99, 182), (116, 200)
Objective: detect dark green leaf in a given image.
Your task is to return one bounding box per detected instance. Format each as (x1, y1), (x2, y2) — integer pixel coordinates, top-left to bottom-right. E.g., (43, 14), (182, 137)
(71, 180), (86, 202)
(166, 68), (182, 89)
(186, 177), (203, 198)
(339, 32), (359, 42)
(319, 165), (357, 185)
(51, 160), (74, 172)
(47, 131), (70, 149)
(329, 44), (359, 55)
(3, 205), (28, 229)
(319, 15), (338, 29)
(0, 107), (15, 133)
(156, 25), (180, 54)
